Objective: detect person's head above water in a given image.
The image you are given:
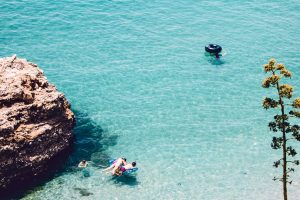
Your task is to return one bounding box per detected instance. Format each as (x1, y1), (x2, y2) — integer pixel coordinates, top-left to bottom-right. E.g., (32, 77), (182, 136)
(122, 158), (127, 162)
(78, 160), (88, 168)
(132, 161), (136, 167)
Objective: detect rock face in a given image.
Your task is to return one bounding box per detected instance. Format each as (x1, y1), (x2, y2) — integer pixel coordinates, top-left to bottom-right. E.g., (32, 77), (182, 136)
(0, 55), (75, 192)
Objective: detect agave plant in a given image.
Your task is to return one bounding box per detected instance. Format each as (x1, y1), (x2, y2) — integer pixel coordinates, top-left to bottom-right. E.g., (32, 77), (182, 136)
(262, 58), (300, 200)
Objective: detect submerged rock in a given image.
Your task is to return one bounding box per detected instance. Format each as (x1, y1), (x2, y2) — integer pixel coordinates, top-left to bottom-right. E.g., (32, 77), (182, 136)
(74, 187), (93, 196)
(0, 55), (75, 192)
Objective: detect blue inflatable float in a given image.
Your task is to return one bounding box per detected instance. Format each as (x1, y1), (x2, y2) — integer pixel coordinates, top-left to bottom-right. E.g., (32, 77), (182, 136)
(109, 159), (138, 175)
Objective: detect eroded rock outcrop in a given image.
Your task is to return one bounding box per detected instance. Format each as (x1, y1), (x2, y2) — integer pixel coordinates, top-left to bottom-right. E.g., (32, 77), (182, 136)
(0, 55), (75, 192)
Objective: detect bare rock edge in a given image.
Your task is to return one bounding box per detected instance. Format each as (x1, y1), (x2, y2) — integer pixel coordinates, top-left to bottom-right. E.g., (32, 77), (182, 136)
(0, 55), (75, 193)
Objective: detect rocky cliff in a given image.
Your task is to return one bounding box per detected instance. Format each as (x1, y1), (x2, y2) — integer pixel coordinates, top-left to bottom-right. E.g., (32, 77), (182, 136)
(0, 55), (75, 192)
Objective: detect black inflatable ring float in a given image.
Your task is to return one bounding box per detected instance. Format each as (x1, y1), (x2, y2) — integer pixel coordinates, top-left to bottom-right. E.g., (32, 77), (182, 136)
(205, 44), (222, 54)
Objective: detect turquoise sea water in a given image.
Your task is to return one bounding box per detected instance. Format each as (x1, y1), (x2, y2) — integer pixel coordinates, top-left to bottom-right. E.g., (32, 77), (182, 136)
(1, 0), (300, 199)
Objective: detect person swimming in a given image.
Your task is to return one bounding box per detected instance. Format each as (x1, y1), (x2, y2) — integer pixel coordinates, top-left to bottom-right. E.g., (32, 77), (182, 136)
(102, 158), (127, 175)
(205, 44), (222, 59)
(115, 161), (137, 176)
(78, 160), (88, 168)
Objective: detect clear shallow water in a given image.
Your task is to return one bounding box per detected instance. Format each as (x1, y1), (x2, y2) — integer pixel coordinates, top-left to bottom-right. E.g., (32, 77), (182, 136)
(1, 0), (300, 199)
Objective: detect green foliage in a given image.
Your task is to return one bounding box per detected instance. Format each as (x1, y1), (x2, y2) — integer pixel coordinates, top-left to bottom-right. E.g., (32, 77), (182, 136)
(262, 58), (300, 200)
(289, 110), (300, 118)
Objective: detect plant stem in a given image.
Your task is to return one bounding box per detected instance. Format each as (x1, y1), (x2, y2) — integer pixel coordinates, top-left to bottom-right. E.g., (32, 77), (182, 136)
(273, 70), (288, 200)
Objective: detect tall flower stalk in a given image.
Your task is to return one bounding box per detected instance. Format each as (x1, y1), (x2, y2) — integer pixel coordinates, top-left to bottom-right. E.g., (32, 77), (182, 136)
(262, 58), (300, 200)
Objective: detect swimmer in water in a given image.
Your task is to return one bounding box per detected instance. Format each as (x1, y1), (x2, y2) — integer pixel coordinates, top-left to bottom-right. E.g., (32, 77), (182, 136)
(102, 158), (127, 175)
(115, 161), (137, 176)
(78, 160), (88, 168)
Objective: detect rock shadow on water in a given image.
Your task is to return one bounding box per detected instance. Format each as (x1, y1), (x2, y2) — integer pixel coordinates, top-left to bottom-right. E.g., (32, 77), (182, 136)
(66, 110), (118, 169)
(4, 110), (118, 200)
